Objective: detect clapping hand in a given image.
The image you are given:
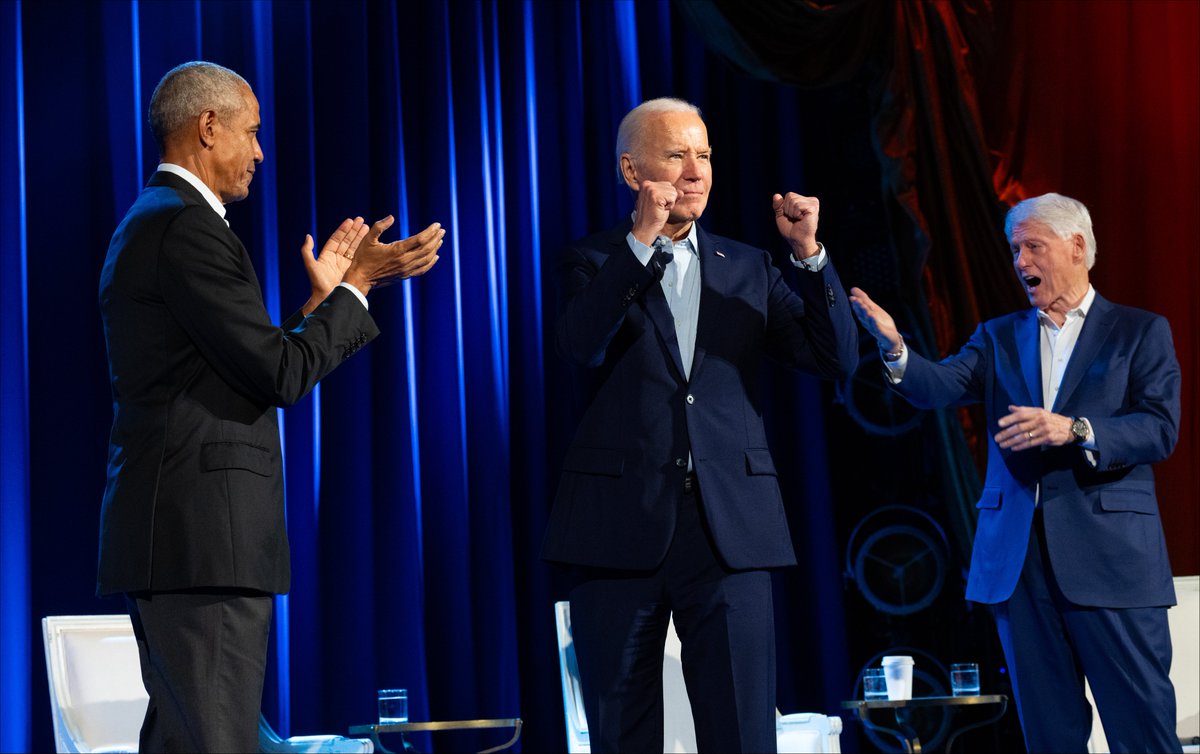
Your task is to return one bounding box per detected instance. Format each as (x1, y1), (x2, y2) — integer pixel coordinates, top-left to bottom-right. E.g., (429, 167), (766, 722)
(342, 216), (444, 294)
(301, 217), (369, 315)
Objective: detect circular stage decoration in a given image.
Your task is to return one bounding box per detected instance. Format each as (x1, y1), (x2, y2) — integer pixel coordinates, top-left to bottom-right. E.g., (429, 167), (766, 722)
(845, 506), (949, 615)
(839, 347), (923, 437)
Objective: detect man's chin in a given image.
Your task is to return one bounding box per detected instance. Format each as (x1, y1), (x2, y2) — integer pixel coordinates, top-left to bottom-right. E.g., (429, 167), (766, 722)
(669, 206), (706, 224)
(222, 187), (252, 204)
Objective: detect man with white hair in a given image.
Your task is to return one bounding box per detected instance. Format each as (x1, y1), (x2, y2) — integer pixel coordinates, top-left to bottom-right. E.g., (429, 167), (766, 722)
(543, 97), (858, 752)
(850, 192), (1182, 752)
(98, 61), (442, 752)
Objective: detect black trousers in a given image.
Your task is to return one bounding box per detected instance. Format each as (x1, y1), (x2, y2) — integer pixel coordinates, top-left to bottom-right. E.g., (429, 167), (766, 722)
(127, 589), (273, 753)
(569, 476), (777, 753)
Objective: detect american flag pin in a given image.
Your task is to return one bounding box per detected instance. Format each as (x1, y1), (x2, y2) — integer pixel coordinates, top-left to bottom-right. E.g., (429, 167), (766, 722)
(715, 249), (725, 258)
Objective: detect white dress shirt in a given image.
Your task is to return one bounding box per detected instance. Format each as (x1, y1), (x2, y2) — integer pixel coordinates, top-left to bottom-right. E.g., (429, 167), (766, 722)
(883, 286), (1100, 465)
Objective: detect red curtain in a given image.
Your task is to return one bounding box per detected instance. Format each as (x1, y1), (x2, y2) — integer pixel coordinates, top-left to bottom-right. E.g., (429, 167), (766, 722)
(985, 0), (1199, 574)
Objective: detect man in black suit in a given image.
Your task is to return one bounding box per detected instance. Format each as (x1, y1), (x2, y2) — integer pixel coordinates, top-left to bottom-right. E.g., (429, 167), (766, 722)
(543, 98), (858, 752)
(98, 61), (443, 752)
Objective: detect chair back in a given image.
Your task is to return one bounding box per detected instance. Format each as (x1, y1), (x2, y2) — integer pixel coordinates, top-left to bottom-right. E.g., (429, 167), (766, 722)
(41, 614), (148, 753)
(554, 601), (591, 752)
(777, 712), (843, 753)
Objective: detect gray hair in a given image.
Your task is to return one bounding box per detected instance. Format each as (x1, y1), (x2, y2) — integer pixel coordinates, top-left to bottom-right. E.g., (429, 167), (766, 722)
(148, 61), (251, 153)
(614, 97), (702, 182)
(1005, 192), (1097, 269)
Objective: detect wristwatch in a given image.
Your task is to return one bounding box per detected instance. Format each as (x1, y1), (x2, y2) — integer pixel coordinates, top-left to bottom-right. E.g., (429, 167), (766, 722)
(1070, 416), (1089, 444)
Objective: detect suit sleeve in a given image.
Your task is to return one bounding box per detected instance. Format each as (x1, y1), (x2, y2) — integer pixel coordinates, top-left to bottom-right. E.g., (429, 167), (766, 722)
(1087, 315), (1181, 469)
(157, 205), (379, 407)
(762, 253), (859, 380)
(555, 242), (657, 368)
(893, 323), (989, 409)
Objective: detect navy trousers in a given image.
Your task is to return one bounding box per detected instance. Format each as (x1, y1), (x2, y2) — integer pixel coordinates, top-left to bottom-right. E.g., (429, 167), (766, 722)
(569, 477), (777, 753)
(993, 509), (1179, 753)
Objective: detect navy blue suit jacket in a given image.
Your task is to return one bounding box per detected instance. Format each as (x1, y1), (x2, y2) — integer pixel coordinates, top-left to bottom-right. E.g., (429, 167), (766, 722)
(542, 221), (858, 571)
(895, 293), (1180, 608)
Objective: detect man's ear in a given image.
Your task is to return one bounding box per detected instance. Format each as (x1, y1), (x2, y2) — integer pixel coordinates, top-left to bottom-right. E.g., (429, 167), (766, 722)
(197, 109), (219, 150)
(619, 153), (639, 191)
(1072, 233), (1086, 263)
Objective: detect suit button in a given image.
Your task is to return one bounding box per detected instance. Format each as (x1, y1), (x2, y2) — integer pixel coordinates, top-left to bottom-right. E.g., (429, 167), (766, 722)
(686, 394), (695, 404)
(675, 458), (686, 468)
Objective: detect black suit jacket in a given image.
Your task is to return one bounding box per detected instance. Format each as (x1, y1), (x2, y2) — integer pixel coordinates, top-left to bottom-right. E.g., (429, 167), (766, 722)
(97, 171), (377, 595)
(542, 221), (858, 571)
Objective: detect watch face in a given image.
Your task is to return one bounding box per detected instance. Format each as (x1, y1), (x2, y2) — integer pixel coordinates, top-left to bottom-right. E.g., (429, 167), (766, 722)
(1071, 418), (1088, 442)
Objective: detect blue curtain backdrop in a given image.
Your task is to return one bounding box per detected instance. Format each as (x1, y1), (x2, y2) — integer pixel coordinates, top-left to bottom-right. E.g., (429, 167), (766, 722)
(0, 1), (874, 751)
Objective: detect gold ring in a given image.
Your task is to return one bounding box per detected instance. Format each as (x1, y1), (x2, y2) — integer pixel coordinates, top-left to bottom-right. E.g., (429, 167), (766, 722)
(1027, 431), (1034, 439)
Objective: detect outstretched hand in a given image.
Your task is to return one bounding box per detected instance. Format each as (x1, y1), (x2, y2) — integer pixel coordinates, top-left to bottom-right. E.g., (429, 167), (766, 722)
(341, 216), (444, 294)
(301, 217), (369, 315)
(849, 286), (903, 353)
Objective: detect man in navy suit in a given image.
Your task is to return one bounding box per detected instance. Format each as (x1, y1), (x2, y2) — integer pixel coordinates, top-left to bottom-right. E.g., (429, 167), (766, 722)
(543, 98), (858, 752)
(850, 193), (1182, 752)
(99, 61), (442, 752)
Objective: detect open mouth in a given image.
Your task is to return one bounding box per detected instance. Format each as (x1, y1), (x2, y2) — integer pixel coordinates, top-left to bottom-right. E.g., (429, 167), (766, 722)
(1023, 275), (1041, 289)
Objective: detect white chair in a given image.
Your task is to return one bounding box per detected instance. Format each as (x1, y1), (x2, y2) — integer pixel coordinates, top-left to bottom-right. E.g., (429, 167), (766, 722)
(42, 614), (372, 753)
(554, 601), (842, 753)
(554, 601), (592, 753)
(42, 614), (148, 753)
(777, 712), (843, 753)
(1086, 574), (1200, 753)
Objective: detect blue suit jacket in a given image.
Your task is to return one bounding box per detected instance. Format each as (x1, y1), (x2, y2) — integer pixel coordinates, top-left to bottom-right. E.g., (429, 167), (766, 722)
(895, 293), (1180, 607)
(542, 221), (858, 571)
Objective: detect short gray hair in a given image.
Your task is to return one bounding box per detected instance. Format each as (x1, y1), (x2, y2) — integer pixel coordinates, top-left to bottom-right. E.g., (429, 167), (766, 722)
(148, 61), (250, 153)
(614, 97), (702, 182)
(1005, 192), (1097, 269)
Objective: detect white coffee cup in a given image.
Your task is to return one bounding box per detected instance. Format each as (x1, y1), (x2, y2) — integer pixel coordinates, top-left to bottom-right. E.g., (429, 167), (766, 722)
(881, 655), (915, 700)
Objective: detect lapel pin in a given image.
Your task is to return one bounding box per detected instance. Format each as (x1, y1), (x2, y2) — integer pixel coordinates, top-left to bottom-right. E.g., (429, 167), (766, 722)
(714, 249), (725, 258)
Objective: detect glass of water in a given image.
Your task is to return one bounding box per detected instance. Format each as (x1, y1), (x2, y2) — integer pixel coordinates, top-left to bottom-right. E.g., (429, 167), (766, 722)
(378, 688), (408, 724)
(950, 663), (980, 696)
(863, 668), (889, 700)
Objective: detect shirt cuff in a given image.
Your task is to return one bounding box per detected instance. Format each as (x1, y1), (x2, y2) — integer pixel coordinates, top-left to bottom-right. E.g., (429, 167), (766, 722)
(626, 232), (656, 266)
(1080, 418), (1099, 466)
(790, 243), (828, 272)
(338, 281), (369, 310)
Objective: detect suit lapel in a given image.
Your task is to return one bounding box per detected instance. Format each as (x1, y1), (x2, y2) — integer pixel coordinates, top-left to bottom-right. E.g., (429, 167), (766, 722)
(608, 230), (686, 382)
(690, 226), (726, 381)
(1013, 308), (1043, 407)
(1051, 293), (1116, 413)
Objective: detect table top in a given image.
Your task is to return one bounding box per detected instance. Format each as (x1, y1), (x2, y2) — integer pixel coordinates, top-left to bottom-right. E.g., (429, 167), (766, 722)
(841, 695), (1007, 710)
(349, 718), (521, 735)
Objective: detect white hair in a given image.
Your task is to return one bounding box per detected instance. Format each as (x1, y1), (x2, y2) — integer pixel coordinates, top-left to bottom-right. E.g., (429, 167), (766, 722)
(1005, 192), (1097, 269)
(148, 61), (250, 153)
(614, 97), (702, 182)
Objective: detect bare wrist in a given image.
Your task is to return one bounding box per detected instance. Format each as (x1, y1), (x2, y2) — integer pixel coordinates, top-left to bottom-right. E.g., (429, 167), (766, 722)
(341, 269), (373, 296)
(790, 240), (820, 260)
